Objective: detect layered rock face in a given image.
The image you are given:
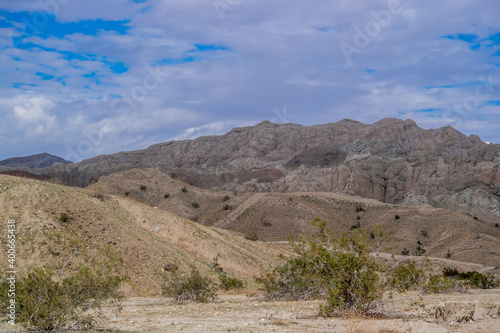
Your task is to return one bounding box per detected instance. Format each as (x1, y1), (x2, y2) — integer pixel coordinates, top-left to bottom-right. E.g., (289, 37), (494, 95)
(3, 118), (499, 220)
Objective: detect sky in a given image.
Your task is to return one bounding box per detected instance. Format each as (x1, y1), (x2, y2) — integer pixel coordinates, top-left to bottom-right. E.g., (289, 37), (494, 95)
(0, 0), (499, 162)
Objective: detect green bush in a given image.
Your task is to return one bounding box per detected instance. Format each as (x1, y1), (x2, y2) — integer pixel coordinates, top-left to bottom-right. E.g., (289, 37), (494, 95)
(387, 260), (423, 292)
(0, 244), (125, 331)
(181, 187), (187, 193)
(223, 195), (230, 201)
(223, 204), (232, 211)
(161, 267), (216, 303)
(442, 268), (498, 289)
(164, 193), (170, 199)
(219, 274), (245, 291)
(59, 213), (69, 222)
(191, 202), (200, 208)
(258, 226), (381, 316)
(423, 275), (466, 294)
(140, 185), (147, 191)
(394, 214), (400, 220)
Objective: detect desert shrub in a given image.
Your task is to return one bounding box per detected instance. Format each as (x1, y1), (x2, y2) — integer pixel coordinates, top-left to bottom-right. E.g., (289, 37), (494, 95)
(355, 206), (366, 212)
(140, 185), (147, 191)
(181, 187), (188, 193)
(401, 248), (410, 256)
(59, 213), (69, 222)
(442, 268), (498, 289)
(219, 274), (245, 290)
(244, 233), (258, 241)
(495, 223), (499, 228)
(223, 204), (232, 211)
(0, 244), (125, 331)
(394, 214), (400, 220)
(261, 220), (272, 227)
(415, 245), (426, 256)
(258, 226), (381, 316)
(161, 267), (216, 303)
(164, 193), (170, 199)
(350, 221), (361, 230)
(223, 195), (230, 201)
(387, 260), (423, 292)
(423, 275), (466, 294)
(421, 230), (428, 237)
(124, 191), (129, 196)
(191, 202), (200, 208)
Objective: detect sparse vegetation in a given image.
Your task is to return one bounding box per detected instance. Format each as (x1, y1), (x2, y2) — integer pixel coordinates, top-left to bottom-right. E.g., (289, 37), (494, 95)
(401, 248), (410, 256)
(0, 233), (125, 331)
(261, 220), (272, 227)
(140, 185), (147, 191)
(223, 204), (232, 211)
(394, 214), (400, 220)
(355, 206), (366, 213)
(124, 191), (129, 196)
(181, 187), (188, 193)
(192, 202), (200, 208)
(219, 274), (245, 290)
(415, 245), (426, 256)
(495, 223), (499, 228)
(258, 224), (382, 316)
(223, 195), (230, 201)
(442, 267), (499, 289)
(161, 267), (216, 303)
(350, 221), (361, 230)
(59, 212), (69, 222)
(244, 233), (258, 241)
(421, 230), (428, 237)
(387, 260), (423, 292)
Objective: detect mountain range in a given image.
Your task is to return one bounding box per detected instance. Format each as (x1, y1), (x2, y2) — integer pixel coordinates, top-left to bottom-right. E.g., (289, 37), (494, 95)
(1, 118), (499, 222)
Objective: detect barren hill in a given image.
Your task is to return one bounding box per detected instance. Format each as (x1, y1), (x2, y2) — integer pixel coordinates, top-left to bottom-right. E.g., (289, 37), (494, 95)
(2, 118), (499, 222)
(0, 174), (285, 296)
(92, 168), (500, 268)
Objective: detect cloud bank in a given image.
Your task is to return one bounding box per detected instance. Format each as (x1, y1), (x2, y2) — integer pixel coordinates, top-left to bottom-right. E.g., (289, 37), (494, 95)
(0, 0), (499, 161)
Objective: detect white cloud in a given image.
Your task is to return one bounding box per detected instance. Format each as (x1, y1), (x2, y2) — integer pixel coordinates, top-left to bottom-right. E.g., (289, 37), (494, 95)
(1, 0), (500, 159)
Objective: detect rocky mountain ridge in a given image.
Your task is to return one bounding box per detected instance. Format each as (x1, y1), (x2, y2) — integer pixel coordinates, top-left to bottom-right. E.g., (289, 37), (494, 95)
(0, 152), (72, 169)
(1, 118), (499, 221)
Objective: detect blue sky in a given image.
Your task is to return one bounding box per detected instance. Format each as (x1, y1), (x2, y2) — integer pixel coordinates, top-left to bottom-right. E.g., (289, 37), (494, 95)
(0, 0), (499, 162)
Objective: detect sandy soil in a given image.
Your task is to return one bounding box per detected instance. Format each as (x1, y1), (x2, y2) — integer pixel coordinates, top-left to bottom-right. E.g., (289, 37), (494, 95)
(97, 289), (500, 333)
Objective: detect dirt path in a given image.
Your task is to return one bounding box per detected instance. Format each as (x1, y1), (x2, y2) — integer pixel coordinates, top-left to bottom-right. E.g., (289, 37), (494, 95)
(99, 290), (500, 332)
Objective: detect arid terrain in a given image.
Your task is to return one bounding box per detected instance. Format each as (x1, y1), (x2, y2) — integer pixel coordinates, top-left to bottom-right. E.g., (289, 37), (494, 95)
(1, 120), (499, 332)
(1, 172), (500, 332)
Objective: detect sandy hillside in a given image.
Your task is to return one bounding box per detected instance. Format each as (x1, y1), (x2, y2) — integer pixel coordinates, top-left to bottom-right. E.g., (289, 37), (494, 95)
(92, 168), (500, 267)
(0, 174), (286, 296)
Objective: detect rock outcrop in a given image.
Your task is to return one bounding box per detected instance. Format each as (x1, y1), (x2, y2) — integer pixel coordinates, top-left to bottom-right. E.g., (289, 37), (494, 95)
(1, 118), (499, 221)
